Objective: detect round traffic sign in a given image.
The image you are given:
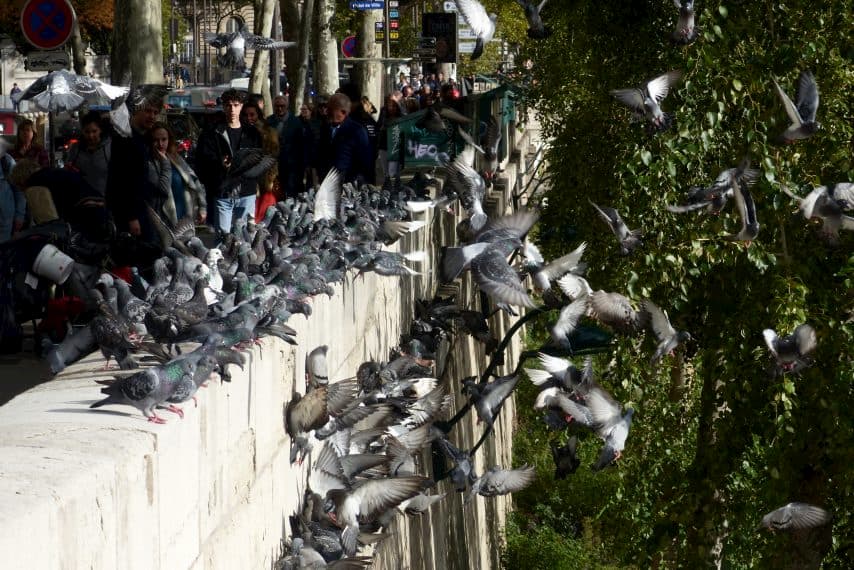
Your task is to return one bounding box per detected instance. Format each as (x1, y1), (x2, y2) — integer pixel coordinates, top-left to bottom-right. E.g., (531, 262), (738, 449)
(341, 36), (357, 58)
(20, 0), (76, 50)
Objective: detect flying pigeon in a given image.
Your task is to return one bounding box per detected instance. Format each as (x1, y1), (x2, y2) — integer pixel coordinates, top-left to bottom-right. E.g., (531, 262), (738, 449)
(588, 290), (647, 334)
(780, 183), (854, 242)
(759, 503), (831, 531)
(642, 299), (691, 365)
(763, 323), (817, 374)
(588, 385), (634, 471)
(463, 372), (520, 427)
(453, 0), (497, 60)
(219, 149), (278, 196)
(667, 160), (759, 215)
(549, 296), (589, 349)
(515, 0), (551, 39)
(589, 200), (643, 255)
(726, 164), (760, 244)
(205, 22), (297, 71)
(11, 69), (128, 112)
(611, 70), (683, 132)
(467, 464), (536, 502)
(551, 436), (580, 479)
(314, 168), (342, 222)
(772, 70), (821, 143)
(306, 345), (330, 389)
(671, 1), (698, 45)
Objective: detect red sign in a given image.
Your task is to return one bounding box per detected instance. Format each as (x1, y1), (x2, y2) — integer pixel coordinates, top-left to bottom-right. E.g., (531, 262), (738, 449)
(20, 0), (76, 50)
(341, 35), (357, 58)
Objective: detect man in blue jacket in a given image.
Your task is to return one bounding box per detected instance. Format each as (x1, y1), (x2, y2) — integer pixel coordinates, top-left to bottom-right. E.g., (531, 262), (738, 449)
(316, 93), (372, 184)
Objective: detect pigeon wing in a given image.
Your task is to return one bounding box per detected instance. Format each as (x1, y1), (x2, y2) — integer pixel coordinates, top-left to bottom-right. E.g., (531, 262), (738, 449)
(641, 299), (676, 343)
(204, 31), (234, 48)
(795, 70), (819, 123)
(480, 465), (536, 495)
(454, 0), (494, 38)
(540, 242), (587, 281)
(314, 168), (342, 221)
(585, 385), (622, 432)
(244, 34), (297, 50)
(792, 324), (817, 357)
(352, 476), (429, 520)
(471, 250), (535, 308)
(551, 296), (589, 344)
(646, 70), (682, 103)
(763, 503), (831, 530)
(773, 79), (803, 126)
(610, 88), (645, 112)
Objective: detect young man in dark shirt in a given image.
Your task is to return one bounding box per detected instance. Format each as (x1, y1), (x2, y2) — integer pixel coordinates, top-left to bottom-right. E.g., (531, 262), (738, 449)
(195, 89), (263, 236)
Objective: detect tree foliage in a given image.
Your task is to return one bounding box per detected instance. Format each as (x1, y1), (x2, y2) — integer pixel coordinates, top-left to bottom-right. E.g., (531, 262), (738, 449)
(505, 1), (853, 567)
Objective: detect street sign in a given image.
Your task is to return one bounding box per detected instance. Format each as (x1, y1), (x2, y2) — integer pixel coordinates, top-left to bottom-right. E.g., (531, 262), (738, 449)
(349, 1), (384, 9)
(389, 9), (399, 18)
(459, 42), (476, 54)
(389, 0), (399, 6)
(26, 48), (69, 71)
(20, 0), (76, 50)
(443, 1), (456, 11)
(341, 35), (357, 58)
(375, 21), (385, 43)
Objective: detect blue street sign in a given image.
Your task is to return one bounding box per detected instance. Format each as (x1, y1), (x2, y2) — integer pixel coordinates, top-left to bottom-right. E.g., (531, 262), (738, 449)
(349, 1), (384, 9)
(389, 9), (399, 18)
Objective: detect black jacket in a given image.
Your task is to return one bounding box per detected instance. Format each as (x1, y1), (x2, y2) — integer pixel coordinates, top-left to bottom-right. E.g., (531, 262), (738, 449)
(195, 123), (263, 199)
(316, 117), (373, 184)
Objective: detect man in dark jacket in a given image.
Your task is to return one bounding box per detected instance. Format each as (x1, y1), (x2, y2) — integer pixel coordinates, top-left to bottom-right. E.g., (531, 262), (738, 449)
(268, 94), (306, 197)
(195, 89), (263, 236)
(316, 93), (372, 184)
(336, 83), (378, 184)
(105, 89), (162, 241)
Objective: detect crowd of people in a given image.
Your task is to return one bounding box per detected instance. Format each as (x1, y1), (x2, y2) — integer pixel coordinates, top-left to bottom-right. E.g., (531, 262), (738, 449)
(0, 75), (469, 350)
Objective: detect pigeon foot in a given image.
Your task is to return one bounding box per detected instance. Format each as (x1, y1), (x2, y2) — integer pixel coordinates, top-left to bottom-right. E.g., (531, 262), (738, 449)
(147, 414), (167, 424)
(166, 405), (184, 419)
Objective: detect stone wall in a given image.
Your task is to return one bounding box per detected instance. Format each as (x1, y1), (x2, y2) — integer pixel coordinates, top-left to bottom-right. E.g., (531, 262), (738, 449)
(0, 109), (539, 570)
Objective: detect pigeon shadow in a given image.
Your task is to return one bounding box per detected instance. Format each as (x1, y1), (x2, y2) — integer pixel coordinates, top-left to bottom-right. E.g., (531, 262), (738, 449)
(49, 407), (136, 419)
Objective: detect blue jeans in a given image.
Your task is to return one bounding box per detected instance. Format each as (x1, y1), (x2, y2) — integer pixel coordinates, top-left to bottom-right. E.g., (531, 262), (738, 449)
(214, 194), (256, 236)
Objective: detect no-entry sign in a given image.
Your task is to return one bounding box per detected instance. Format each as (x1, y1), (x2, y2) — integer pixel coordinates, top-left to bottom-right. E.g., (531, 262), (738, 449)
(20, 0), (76, 50)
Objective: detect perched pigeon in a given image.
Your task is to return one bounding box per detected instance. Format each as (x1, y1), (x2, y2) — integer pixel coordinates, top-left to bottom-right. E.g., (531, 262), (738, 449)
(772, 70), (821, 143)
(453, 0), (497, 60)
(306, 345), (330, 389)
(642, 299), (691, 365)
(467, 464), (536, 502)
(759, 503), (831, 531)
(588, 385), (634, 471)
(90, 359), (196, 423)
(763, 323), (817, 374)
(671, 0), (698, 45)
(515, 0), (551, 39)
(611, 70), (683, 132)
(205, 22), (296, 71)
(589, 200), (643, 255)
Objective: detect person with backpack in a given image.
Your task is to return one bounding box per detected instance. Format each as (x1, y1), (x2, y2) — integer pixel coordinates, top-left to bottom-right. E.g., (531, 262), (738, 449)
(0, 149), (23, 242)
(64, 111), (111, 197)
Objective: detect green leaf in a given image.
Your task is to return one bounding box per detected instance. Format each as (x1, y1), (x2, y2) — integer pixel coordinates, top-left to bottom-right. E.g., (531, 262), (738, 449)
(732, 78), (743, 91)
(719, 5), (729, 17)
(640, 149), (652, 166)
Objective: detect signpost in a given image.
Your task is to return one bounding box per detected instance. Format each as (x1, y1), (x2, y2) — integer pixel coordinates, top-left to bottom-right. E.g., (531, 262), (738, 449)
(25, 48), (69, 71)
(20, 0), (75, 50)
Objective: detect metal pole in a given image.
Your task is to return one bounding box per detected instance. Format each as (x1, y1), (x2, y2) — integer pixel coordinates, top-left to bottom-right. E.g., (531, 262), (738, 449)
(170, 1), (176, 86)
(271, 2), (280, 96)
(192, 0), (198, 84)
(384, 1), (390, 60)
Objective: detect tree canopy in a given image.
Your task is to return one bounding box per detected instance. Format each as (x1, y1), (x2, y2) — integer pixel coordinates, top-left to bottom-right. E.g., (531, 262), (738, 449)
(504, 1), (853, 567)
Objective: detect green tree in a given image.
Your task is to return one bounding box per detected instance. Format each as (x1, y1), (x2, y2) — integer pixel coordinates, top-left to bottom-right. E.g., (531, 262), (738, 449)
(505, 1), (853, 567)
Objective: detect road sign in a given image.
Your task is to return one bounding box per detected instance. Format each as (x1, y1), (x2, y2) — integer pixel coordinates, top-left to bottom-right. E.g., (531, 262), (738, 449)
(389, 0), (399, 6)
(26, 48), (69, 71)
(389, 9), (399, 18)
(443, 1), (456, 11)
(341, 35), (357, 58)
(20, 0), (76, 50)
(350, 1), (384, 9)
(375, 21), (385, 43)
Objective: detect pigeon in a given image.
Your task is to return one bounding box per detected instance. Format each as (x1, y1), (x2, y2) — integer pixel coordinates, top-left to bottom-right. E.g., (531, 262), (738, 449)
(726, 164), (760, 244)
(549, 296), (589, 349)
(416, 105), (472, 133)
(642, 299), (691, 365)
(306, 345), (330, 389)
(11, 69), (128, 112)
(667, 160), (759, 216)
(314, 168), (342, 222)
(453, 0), (497, 60)
(763, 324), (817, 374)
(479, 114), (502, 178)
(463, 372), (520, 426)
(286, 378), (361, 464)
(219, 149), (278, 196)
(611, 70), (683, 132)
(89, 288), (139, 369)
(515, 0), (551, 39)
(671, 0), (698, 45)
(89, 359), (196, 423)
(772, 70), (821, 143)
(759, 503), (831, 531)
(522, 240), (587, 294)
(467, 464), (536, 502)
(324, 475), (430, 555)
(205, 22), (297, 71)
(436, 437), (477, 492)
(589, 200), (643, 255)
(588, 385), (634, 471)
(780, 184), (854, 242)
(551, 436), (580, 479)
(589, 290), (646, 334)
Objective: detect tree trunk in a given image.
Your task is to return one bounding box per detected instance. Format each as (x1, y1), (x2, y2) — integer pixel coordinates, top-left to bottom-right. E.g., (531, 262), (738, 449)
(356, 10), (382, 110)
(70, 19), (87, 75)
(111, 0), (164, 84)
(250, 0), (276, 112)
(279, 0), (301, 111)
(314, 0), (339, 97)
(292, 0), (316, 110)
